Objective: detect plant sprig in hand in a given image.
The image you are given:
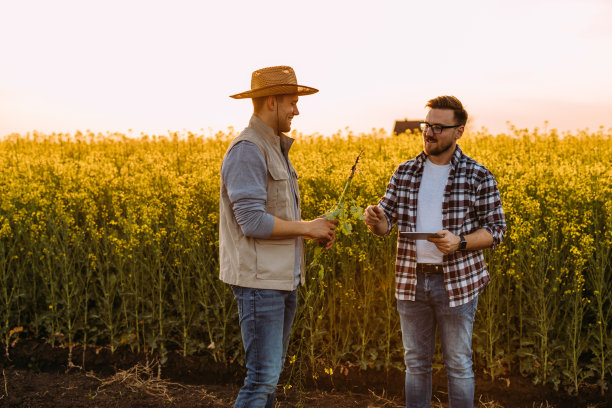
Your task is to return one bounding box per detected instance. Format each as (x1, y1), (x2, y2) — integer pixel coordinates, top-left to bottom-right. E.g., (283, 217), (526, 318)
(323, 150), (364, 232)
(310, 151), (364, 278)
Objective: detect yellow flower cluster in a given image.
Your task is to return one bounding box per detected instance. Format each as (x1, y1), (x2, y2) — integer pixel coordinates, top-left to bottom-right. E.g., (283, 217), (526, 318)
(0, 127), (610, 390)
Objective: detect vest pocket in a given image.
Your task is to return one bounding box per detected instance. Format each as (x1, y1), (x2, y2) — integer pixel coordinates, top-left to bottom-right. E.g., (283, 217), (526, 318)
(267, 165), (290, 212)
(255, 238), (295, 280)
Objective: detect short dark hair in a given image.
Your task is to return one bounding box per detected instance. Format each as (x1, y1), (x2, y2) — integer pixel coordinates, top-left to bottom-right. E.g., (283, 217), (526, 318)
(252, 96), (268, 112)
(425, 95), (468, 126)
(252, 94), (291, 113)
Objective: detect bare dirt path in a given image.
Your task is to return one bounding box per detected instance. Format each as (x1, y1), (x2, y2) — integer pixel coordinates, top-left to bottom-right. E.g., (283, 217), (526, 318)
(1, 340), (609, 407)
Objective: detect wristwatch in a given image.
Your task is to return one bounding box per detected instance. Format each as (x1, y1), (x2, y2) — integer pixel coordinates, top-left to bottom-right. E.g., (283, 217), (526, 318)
(458, 235), (467, 250)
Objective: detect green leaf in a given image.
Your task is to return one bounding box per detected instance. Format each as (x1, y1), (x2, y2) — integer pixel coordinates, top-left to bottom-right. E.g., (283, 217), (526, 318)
(350, 205), (365, 221)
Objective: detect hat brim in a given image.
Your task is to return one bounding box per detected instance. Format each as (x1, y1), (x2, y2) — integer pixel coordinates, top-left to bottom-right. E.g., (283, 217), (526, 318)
(230, 84), (319, 99)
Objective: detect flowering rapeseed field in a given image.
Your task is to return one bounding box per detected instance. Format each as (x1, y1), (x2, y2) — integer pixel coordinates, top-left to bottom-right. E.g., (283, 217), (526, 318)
(0, 127), (610, 394)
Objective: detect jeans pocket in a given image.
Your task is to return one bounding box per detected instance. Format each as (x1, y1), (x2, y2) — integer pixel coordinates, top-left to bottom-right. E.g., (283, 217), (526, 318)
(471, 294), (479, 315)
(232, 285), (244, 319)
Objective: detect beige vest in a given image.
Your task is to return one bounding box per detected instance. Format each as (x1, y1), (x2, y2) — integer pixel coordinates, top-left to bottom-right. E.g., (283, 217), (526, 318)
(218, 115), (306, 290)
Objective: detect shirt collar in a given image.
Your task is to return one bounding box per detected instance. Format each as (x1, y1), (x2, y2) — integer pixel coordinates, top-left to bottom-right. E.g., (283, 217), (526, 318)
(450, 144), (463, 167)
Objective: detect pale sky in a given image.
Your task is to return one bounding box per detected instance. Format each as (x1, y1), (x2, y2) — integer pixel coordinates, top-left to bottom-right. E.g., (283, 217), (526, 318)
(1, 0), (611, 137)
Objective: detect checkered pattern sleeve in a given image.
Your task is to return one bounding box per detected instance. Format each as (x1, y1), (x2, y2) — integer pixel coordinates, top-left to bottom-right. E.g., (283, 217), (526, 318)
(442, 152), (506, 306)
(474, 170), (506, 249)
(378, 167), (400, 236)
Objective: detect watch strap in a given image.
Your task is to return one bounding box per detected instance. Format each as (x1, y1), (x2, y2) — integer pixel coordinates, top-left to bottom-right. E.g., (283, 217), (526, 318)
(459, 235), (467, 250)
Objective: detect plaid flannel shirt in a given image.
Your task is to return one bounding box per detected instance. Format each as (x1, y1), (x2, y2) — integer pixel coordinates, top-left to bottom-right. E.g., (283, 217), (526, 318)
(379, 145), (506, 307)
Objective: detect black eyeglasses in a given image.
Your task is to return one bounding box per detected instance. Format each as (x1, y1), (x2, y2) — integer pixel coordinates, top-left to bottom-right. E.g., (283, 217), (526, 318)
(419, 122), (461, 134)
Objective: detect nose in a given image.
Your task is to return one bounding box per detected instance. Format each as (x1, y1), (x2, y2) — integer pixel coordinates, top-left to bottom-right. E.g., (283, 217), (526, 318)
(423, 126), (434, 136)
(294, 105), (299, 116)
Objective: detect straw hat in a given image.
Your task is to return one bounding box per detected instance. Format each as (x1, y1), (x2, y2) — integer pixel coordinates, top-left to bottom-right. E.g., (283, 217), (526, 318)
(230, 66), (318, 99)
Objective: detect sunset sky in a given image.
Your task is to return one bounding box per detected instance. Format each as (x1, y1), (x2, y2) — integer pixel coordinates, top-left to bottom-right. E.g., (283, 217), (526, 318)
(1, 0), (611, 137)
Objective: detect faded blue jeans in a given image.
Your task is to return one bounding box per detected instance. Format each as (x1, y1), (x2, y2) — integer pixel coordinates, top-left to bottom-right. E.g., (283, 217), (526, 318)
(397, 271), (478, 408)
(231, 285), (298, 408)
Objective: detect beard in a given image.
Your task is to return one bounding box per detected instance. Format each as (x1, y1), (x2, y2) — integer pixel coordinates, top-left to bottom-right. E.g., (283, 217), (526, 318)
(423, 135), (455, 157)
(278, 116), (292, 133)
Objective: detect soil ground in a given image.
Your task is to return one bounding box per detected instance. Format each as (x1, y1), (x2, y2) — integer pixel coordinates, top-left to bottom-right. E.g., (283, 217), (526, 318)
(1, 340), (610, 407)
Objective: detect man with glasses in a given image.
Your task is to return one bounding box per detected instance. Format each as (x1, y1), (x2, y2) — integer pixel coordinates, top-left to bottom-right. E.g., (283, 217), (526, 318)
(363, 96), (506, 408)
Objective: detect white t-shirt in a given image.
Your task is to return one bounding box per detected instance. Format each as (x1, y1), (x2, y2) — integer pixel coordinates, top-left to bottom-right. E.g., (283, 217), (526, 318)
(416, 158), (451, 264)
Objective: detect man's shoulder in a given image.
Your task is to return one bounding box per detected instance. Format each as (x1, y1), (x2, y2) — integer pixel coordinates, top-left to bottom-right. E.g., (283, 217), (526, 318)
(457, 152), (495, 180)
(223, 138), (265, 170)
(460, 153), (486, 168)
(227, 139), (259, 154)
(391, 159), (418, 180)
(234, 125), (262, 144)
(396, 152), (425, 174)
(227, 123), (266, 153)
(385, 153), (427, 186)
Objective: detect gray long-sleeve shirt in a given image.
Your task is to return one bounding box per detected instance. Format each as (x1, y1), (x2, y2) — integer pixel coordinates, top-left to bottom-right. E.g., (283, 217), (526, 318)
(221, 141), (275, 238)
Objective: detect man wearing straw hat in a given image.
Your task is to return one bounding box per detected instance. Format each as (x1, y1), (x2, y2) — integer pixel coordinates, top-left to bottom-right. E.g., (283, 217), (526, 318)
(363, 96), (506, 408)
(219, 65), (337, 408)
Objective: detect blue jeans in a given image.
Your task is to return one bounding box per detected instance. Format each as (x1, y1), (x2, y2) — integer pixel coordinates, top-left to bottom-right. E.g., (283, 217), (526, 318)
(397, 271), (478, 408)
(231, 285), (298, 408)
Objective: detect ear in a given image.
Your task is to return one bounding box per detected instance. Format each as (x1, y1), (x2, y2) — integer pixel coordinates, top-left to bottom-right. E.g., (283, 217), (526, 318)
(455, 125), (465, 140)
(265, 95), (277, 111)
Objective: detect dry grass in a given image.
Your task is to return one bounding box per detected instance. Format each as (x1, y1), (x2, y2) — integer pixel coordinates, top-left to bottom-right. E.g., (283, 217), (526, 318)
(88, 360), (183, 402)
(195, 386), (235, 407)
(1, 369), (7, 400)
(362, 393), (560, 408)
(367, 389), (404, 407)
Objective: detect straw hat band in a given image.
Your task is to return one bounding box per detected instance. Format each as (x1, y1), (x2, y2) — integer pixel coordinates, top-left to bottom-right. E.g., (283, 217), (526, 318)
(230, 65), (318, 99)
(231, 84), (317, 99)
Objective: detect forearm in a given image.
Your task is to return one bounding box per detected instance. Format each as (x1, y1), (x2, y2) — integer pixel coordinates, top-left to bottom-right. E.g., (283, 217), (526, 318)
(367, 218), (389, 236)
(270, 216), (338, 241)
(269, 217), (310, 239)
(463, 228), (494, 251)
(432, 228), (494, 254)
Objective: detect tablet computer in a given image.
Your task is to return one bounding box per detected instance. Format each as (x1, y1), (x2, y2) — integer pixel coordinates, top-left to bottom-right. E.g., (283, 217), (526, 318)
(399, 232), (442, 240)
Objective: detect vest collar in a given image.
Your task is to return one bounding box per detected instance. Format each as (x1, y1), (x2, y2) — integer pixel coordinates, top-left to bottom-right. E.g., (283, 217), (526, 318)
(249, 114), (295, 154)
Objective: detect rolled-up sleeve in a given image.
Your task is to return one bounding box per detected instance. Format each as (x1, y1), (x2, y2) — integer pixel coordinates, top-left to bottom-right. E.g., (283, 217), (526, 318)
(221, 142), (275, 239)
(475, 171), (506, 249)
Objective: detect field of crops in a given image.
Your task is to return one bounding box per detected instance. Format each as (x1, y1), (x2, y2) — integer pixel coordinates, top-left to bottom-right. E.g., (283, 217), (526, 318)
(0, 126), (610, 396)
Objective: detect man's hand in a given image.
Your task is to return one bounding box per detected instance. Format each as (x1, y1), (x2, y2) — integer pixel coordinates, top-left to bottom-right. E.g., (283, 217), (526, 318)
(364, 205), (384, 226)
(315, 231), (337, 250)
(427, 230), (461, 254)
(306, 218), (338, 250)
(363, 205), (388, 236)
